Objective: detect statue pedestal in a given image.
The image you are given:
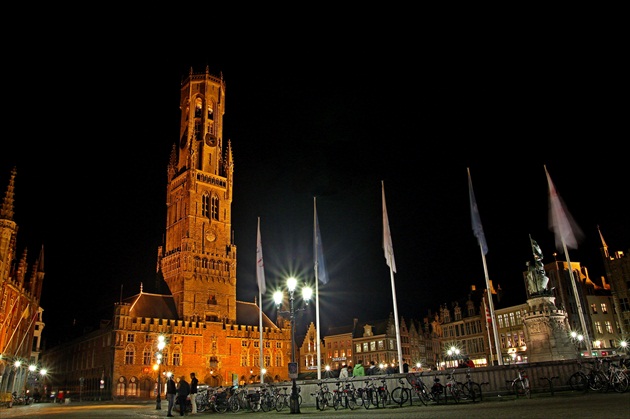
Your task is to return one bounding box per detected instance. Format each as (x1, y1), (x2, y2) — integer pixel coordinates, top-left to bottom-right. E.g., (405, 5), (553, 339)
(523, 295), (577, 362)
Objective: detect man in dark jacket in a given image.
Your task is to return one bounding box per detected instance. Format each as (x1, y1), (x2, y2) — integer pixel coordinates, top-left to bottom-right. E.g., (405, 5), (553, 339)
(366, 360), (378, 375)
(190, 372), (199, 414)
(166, 375), (177, 417)
(176, 376), (190, 417)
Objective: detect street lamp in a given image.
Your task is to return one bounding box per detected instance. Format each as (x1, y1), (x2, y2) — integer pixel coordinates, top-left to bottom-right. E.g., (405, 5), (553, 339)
(39, 368), (47, 402)
(274, 276), (312, 414)
(11, 360), (22, 394)
(447, 346), (461, 368)
(570, 331), (584, 356)
(155, 335), (166, 410)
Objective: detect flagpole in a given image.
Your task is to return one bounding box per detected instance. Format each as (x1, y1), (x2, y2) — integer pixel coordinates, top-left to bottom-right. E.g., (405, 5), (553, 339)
(481, 252), (503, 365)
(256, 217), (265, 383)
(3, 304), (30, 354)
(15, 311), (39, 355)
(562, 241), (592, 353)
(483, 296), (495, 366)
(314, 197), (322, 380)
(382, 181), (404, 373)
(468, 168), (503, 365)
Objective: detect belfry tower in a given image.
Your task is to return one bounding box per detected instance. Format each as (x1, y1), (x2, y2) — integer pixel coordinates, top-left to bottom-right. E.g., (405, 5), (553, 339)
(160, 67), (237, 323)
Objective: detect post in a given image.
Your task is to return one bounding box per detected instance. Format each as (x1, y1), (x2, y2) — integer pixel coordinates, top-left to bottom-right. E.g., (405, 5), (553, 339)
(289, 288), (300, 414)
(155, 367), (162, 410)
(274, 277), (311, 415)
(155, 335), (166, 410)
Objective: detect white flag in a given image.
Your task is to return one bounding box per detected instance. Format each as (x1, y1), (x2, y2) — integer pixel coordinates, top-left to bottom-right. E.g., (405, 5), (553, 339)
(256, 218), (266, 294)
(382, 181), (397, 273)
(545, 166), (584, 252)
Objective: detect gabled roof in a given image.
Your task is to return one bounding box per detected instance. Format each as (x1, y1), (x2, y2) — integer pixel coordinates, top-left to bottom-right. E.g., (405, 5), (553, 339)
(236, 301), (278, 329)
(121, 292), (279, 329)
(353, 317), (391, 338)
(124, 292), (179, 320)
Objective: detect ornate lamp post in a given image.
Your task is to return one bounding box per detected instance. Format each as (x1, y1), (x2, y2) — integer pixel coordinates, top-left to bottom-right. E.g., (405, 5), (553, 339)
(155, 335), (166, 410)
(274, 277), (312, 414)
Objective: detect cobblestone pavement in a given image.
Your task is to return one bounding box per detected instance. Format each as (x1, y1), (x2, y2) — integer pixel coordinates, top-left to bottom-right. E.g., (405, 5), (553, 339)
(2, 391), (629, 418)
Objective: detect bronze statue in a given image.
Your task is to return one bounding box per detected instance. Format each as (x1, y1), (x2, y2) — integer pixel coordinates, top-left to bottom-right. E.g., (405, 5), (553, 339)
(526, 236), (550, 296)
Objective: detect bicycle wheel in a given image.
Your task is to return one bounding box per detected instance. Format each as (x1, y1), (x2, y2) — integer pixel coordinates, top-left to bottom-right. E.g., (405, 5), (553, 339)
(259, 395), (270, 412)
(275, 395), (286, 412)
(378, 388), (389, 407)
(391, 387), (408, 406)
(612, 371), (629, 393)
(215, 398), (228, 414)
(448, 384), (461, 403)
(362, 388), (372, 409)
(513, 379), (530, 398)
(248, 397), (261, 412)
(588, 371), (607, 392)
(463, 381), (482, 402)
(414, 383), (430, 406)
(333, 392), (342, 410)
(229, 394), (240, 412)
(568, 371), (588, 392)
(432, 386), (445, 404)
(347, 392), (357, 410)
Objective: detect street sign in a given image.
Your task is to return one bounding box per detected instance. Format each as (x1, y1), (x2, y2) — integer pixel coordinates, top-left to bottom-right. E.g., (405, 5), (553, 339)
(288, 362), (298, 379)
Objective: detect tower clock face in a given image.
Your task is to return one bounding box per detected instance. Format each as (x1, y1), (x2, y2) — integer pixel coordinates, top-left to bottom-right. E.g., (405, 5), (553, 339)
(205, 133), (217, 147)
(206, 230), (217, 242)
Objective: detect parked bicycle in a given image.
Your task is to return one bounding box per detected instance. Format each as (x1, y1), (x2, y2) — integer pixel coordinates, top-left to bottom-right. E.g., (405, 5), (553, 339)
(443, 369), (463, 403)
(259, 384), (276, 412)
(506, 367), (531, 398)
(245, 388), (262, 412)
(391, 376), (413, 406)
(568, 359), (607, 392)
(230, 386), (249, 412)
(457, 367), (486, 402)
(210, 387), (231, 413)
(601, 358), (629, 393)
(311, 379), (333, 411)
(359, 377), (381, 409)
(332, 379), (358, 410)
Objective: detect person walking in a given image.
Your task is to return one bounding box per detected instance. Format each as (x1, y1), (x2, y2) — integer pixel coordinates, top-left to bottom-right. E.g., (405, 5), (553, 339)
(189, 372), (199, 415)
(166, 374), (177, 417)
(352, 360), (365, 377)
(176, 375), (191, 417)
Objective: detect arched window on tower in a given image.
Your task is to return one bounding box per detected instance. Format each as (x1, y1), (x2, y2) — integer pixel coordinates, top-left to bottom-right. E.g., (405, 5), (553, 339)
(195, 97), (203, 118)
(211, 196), (219, 220)
(202, 194), (210, 218)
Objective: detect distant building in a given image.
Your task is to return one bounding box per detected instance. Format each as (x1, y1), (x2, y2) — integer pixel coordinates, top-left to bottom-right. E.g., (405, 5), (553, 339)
(598, 226), (630, 341)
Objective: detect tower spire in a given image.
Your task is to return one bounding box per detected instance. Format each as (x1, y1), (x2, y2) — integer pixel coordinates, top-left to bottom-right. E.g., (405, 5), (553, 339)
(1, 167), (17, 220)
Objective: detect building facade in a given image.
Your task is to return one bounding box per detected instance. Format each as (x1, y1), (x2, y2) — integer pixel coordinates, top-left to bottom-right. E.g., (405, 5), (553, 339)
(0, 168), (46, 400)
(40, 68), (293, 401)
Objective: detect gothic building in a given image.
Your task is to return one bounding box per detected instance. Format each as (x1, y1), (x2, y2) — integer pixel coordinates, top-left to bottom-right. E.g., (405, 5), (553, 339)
(0, 167), (46, 398)
(40, 68), (292, 400)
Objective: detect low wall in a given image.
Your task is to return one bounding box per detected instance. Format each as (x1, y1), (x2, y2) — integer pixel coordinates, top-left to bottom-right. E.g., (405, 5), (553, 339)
(258, 357), (625, 407)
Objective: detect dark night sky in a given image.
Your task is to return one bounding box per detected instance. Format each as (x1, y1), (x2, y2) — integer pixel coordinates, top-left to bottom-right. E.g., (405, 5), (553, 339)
(2, 39), (627, 346)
